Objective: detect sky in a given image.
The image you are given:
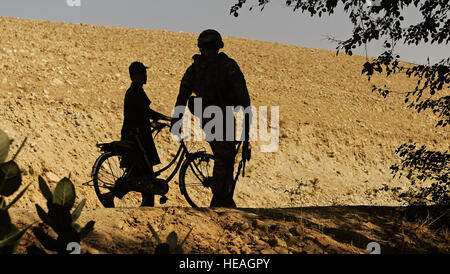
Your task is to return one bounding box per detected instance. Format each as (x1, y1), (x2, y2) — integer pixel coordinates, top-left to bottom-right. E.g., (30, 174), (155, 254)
(0, 0), (448, 64)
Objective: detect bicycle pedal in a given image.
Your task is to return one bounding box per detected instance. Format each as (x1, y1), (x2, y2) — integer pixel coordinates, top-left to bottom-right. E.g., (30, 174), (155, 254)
(160, 196), (168, 204)
(145, 179), (169, 196)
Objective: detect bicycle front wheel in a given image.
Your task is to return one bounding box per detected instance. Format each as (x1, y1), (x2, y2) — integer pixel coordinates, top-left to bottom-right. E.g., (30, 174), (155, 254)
(92, 152), (143, 208)
(179, 152), (215, 207)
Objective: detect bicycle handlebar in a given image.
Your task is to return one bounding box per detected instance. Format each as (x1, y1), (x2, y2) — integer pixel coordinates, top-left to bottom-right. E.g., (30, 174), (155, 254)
(151, 122), (188, 148)
(151, 121), (170, 133)
(152, 121), (246, 182)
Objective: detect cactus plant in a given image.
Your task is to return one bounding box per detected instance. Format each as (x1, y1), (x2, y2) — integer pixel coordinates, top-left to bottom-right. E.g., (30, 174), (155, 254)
(29, 176), (94, 254)
(0, 129), (31, 254)
(147, 223), (192, 254)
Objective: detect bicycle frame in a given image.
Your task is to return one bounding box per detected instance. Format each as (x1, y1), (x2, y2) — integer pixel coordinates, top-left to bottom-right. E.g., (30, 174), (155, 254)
(126, 124), (242, 187)
(89, 121), (248, 208)
(134, 124), (199, 185)
(153, 139), (186, 183)
(87, 122), (242, 191)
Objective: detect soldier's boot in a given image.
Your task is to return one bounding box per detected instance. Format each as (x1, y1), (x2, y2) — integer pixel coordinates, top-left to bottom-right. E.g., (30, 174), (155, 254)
(137, 176), (169, 196)
(141, 193), (155, 207)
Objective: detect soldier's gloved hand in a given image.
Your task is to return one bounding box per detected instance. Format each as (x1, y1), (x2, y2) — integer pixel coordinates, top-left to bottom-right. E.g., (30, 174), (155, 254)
(170, 117), (182, 138)
(162, 115), (172, 122)
(242, 141), (251, 162)
(150, 121), (158, 128)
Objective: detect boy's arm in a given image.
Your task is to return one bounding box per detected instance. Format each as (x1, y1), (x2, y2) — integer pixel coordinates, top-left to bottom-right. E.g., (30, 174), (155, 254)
(147, 109), (171, 121)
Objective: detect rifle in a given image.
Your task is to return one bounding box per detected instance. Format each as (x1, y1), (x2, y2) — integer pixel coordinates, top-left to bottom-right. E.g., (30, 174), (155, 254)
(232, 141), (251, 193)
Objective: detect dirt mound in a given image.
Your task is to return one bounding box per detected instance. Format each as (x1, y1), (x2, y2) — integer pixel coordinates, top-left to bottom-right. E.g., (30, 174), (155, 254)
(1, 16), (446, 209)
(11, 206), (449, 254)
(0, 17), (448, 254)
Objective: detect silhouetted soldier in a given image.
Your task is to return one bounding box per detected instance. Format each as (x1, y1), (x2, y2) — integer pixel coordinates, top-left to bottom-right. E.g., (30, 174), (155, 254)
(172, 29), (252, 207)
(102, 61), (171, 207)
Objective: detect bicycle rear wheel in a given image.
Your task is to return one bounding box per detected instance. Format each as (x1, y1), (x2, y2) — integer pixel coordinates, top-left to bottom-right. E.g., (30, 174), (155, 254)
(179, 152), (215, 207)
(92, 152), (143, 208)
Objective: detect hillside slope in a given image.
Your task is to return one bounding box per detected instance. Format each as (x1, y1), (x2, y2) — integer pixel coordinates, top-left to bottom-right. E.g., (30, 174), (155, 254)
(1, 16), (449, 255)
(1, 17), (447, 209)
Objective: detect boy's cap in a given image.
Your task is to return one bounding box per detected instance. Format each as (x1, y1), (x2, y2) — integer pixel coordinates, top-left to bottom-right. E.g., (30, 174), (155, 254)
(129, 61), (148, 75)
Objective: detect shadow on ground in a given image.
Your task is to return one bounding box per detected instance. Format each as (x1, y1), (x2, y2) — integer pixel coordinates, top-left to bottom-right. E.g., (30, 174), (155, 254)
(11, 206), (449, 254)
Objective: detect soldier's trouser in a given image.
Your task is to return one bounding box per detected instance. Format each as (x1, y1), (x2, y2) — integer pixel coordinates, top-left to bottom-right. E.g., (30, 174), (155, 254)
(209, 141), (237, 207)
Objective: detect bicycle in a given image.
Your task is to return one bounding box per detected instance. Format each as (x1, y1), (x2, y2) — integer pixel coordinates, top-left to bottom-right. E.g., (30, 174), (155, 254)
(85, 122), (245, 208)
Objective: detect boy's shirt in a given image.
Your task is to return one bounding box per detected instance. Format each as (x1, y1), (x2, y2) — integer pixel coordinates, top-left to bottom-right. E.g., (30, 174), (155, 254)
(122, 82), (163, 133)
(121, 82), (162, 166)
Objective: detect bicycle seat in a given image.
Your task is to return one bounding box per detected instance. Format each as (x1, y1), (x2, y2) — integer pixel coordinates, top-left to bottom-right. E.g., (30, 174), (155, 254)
(97, 140), (135, 153)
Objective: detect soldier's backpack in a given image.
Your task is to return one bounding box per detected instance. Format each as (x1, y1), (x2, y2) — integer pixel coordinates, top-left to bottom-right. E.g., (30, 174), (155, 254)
(189, 52), (235, 113)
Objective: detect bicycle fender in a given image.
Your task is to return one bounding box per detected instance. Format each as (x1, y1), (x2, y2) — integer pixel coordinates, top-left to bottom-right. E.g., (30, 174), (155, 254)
(91, 152), (111, 177)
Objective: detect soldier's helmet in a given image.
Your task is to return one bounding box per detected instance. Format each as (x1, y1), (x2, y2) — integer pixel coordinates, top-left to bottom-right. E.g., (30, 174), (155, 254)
(197, 29), (224, 50)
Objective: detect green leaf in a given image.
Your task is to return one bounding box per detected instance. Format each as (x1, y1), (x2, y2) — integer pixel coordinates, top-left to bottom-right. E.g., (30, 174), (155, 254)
(0, 209), (12, 237)
(38, 176), (53, 203)
(0, 161), (22, 197)
(0, 226), (24, 254)
(0, 217), (32, 254)
(79, 221), (95, 240)
(35, 204), (51, 226)
(71, 199), (86, 223)
(53, 177), (75, 209)
(46, 203), (73, 235)
(0, 197), (4, 209)
(147, 223), (161, 244)
(5, 183), (31, 210)
(32, 227), (60, 252)
(72, 223), (81, 232)
(0, 129), (10, 164)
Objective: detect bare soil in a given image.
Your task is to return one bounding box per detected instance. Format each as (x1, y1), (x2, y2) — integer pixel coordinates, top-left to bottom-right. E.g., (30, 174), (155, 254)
(1, 17), (448, 254)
